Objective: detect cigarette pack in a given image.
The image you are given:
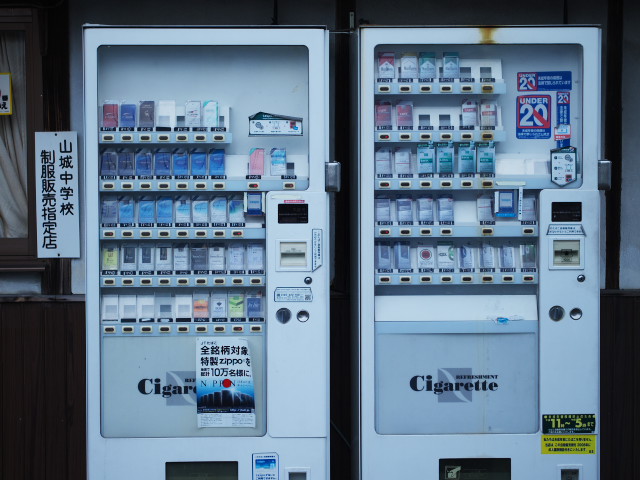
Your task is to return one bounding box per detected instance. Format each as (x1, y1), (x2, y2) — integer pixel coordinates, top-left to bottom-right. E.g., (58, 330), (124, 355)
(374, 243), (392, 270)
(416, 244), (436, 270)
(495, 190), (517, 218)
(100, 151), (117, 176)
(521, 196), (537, 222)
(442, 52), (460, 79)
(437, 195), (454, 222)
(101, 295), (119, 321)
(117, 151), (135, 177)
(175, 295), (193, 322)
(120, 103), (136, 128)
(208, 245), (226, 272)
(172, 151), (189, 177)
(155, 244), (173, 272)
(137, 197), (156, 225)
(156, 196), (173, 225)
(210, 197), (228, 224)
(153, 152), (172, 177)
(396, 197), (414, 223)
(400, 53), (418, 79)
(461, 100), (478, 127)
(417, 143), (435, 174)
(249, 147), (265, 176)
(190, 152), (207, 176)
(137, 295), (155, 323)
(436, 142), (454, 173)
(378, 52), (396, 79)
(135, 151), (153, 177)
(208, 149), (225, 176)
(120, 244), (137, 273)
(521, 244), (537, 269)
(375, 148), (392, 175)
(480, 243), (495, 269)
(155, 295), (174, 322)
(117, 196), (135, 225)
(375, 197), (391, 222)
(394, 242), (412, 270)
(190, 244), (209, 272)
(247, 243), (265, 272)
(476, 142), (496, 174)
(100, 197), (118, 225)
(419, 52), (437, 79)
(202, 100), (219, 128)
(270, 148), (287, 176)
(247, 292), (264, 318)
(192, 197), (209, 225)
(138, 101), (155, 128)
(476, 196), (494, 223)
(500, 244), (516, 269)
(458, 142), (476, 174)
(246, 192), (263, 216)
(458, 244), (476, 270)
(101, 246), (119, 272)
(375, 102), (393, 130)
(228, 293), (245, 318)
(394, 148), (412, 175)
(156, 100), (176, 129)
(102, 102), (118, 128)
(173, 244), (190, 272)
(211, 293), (227, 319)
(480, 101), (497, 127)
(396, 101), (414, 129)
(185, 100), (201, 128)
(193, 294), (210, 320)
(138, 244), (154, 273)
(228, 198), (245, 224)
(174, 196), (192, 225)
(227, 244), (245, 271)
(416, 197), (434, 222)
(119, 295), (137, 322)
(437, 242), (455, 269)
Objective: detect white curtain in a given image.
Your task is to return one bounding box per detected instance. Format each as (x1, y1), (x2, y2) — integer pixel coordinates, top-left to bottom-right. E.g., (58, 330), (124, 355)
(0, 31), (27, 238)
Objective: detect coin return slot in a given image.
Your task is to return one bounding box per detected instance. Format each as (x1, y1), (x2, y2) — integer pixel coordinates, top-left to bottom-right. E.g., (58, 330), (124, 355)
(196, 326), (208, 333)
(440, 228), (452, 235)
(232, 326), (244, 333)
(176, 134), (188, 141)
(101, 134), (114, 142)
(440, 180), (452, 188)
(213, 134), (226, 142)
(177, 230), (188, 237)
(461, 133), (473, 140)
(523, 227), (535, 235)
(140, 134), (151, 141)
(214, 278), (225, 285)
(379, 181), (390, 188)
(122, 230), (133, 237)
(399, 85), (412, 93)
(121, 134), (133, 141)
(420, 228), (432, 236)
(379, 276), (391, 283)
(103, 279), (115, 286)
(482, 275), (494, 283)
(140, 230), (151, 237)
(158, 134), (170, 141)
(103, 326), (116, 334)
(177, 182), (188, 189)
(159, 326), (171, 333)
(461, 180), (473, 188)
(251, 326), (262, 332)
(140, 278), (152, 285)
(232, 230), (243, 237)
(214, 230), (225, 237)
(159, 278), (170, 285)
(400, 229), (411, 236)
(103, 230), (115, 237)
(195, 182), (206, 189)
(232, 278), (244, 285)
(399, 133), (412, 141)
(419, 85), (432, 93)
(158, 182), (170, 189)
(482, 180), (494, 188)
(400, 276), (411, 283)
(523, 275), (535, 282)
(177, 278), (189, 285)
(284, 182), (295, 189)
(250, 278), (262, 285)
(481, 132), (495, 141)
(461, 84), (473, 93)
(420, 276), (432, 283)
(482, 227), (494, 236)
(400, 181), (411, 188)
(122, 182), (133, 189)
(141, 326), (152, 333)
(196, 278), (207, 285)
(419, 133), (432, 141)
(377, 85), (391, 93)
(214, 182), (225, 189)
(440, 276), (453, 283)
(214, 326), (226, 332)
(196, 230), (207, 237)
(195, 134), (206, 141)
(177, 326), (189, 333)
(420, 181), (432, 188)
(378, 133), (390, 141)
(122, 279), (134, 286)
(502, 275), (514, 283)
(122, 326), (134, 334)
(461, 275), (473, 283)
(439, 85), (453, 93)
(140, 182), (151, 189)
(481, 84), (495, 93)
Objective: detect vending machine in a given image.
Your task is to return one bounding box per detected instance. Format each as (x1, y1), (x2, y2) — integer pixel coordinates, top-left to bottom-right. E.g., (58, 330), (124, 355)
(84, 27), (331, 480)
(356, 27), (601, 480)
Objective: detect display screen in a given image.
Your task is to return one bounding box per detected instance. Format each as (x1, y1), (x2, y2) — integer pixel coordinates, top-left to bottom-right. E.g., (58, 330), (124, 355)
(166, 461), (238, 480)
(278, 203), (308, 223)
(552, 202), (582, 222)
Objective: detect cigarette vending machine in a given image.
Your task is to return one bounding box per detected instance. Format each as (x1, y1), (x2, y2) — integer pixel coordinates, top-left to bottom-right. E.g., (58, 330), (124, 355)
(85, 27), (330, 480)
(357, 27), (601, 480)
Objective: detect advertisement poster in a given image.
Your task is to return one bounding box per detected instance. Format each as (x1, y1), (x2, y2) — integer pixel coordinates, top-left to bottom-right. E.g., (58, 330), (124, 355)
(196, 337), (255, 428)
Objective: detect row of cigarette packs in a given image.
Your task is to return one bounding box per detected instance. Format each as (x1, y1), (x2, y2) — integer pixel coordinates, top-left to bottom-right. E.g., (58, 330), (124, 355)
(101, 195), (261, 227)
(102, 100), (223, 129)
(375, 194), (536, 224)
(376, 143), (496, 175)
(375, 242), (537, 271)
(101, 292), (265, 322)
(100, 148), (293, 178)
(101, 243), (265, 274)
(375, 101), (498, 130)
(378, 51), (481, 80)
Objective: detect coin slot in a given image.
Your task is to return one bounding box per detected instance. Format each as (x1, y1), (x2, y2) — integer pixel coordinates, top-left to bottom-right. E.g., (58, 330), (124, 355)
(214, 182), (225, 189)
(482, 227), (494, 236)
(481, 132), (495, 141)
(121, 230), (133, 238)
(482, 275), (494, 283)
(103, 279), (115, 286)
(177, 182), (188, 189)
(461, 84), (473, 93)
(178, 326), (189, 333)
(502, 275), (514, 283)
(232, 278), (243, 285)
(440, 180), (452, 188)
(420, 276), (432, 283)
(420, 228), (432, 236)
(213, 134), (226, 142)
(122, 182), (133, 190)
(251, 326), (263, 332)
(196, 230), (207, 237)
(195, 134), (206, 141)
(159, 278), (170, 285)
(419, 133), (432, 141)
(214, 278), (225, 285)
(523, 227), (535, 235)
(176, 134), (188, 142)
(461, 180), (473, 188)
(158, 134), (170, 142)
(214, 326), (226, 332)
(250, 278), (262, 285)
(461, 133), (473, 140)
(440, 228), (452, 235)
(177, 230), (188, 237)
(400, 276), (411, 283)
(420, 181), (432, 188)
(159, 326), (171, 333)
(400, 229), (411, 236)
(158, 230), (170, 237)
(122, 326), (134, 334)
(419, 85), (432, 93)
(379, 276), (391, 283)
(399, 133), (412, 141)
(399, 85), (412, 93)
(377, 85), (391, 93)
(195, 182), (206, 189)
(140, 278), (152, 286)
(140, 134), (151, 141)
(440, 276), (453, 283)
(122, 279), (133, 286)
(400, 181), (411, 188)
(481, 84), (495, 94)
(461, 275), (473, 283)
(140, 182), (151, 189)
(439, 85), (453, 93)
(101, 134), (114, 142)
(177, 278), (189, 285)
(141, 326), (153, 333)
(158, 182), (170, 189)
(140, 230), (151, 237)
(103, 326), (116, 334)
(196, 326), (208, 333)
(121, 134), (133, 142)
(214, 230), (225, 237)
(481, 180), (494, 188)
(196, 278), (207, 285)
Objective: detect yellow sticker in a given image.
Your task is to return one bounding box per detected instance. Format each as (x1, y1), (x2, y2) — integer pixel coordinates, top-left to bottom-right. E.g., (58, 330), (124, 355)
(542, 435), (596, 454)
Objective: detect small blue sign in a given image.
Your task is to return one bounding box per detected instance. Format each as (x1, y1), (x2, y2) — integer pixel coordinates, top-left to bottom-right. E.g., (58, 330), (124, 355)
(517, 71), (572, 91)
(556, 91), (571, 148)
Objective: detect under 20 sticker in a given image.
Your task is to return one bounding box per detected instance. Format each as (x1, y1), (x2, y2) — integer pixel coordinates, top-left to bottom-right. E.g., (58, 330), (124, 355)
(517, 71), (573, 91)
(542, 435), (596, 455)
(517, 95), (551, 139)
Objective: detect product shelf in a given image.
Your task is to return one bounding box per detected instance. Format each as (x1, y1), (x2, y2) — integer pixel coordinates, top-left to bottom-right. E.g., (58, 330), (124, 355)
(374, 270), (538, 286)
(374, 222), (538, 239)
(99, 177), (309, 192)
(100, 273), (265, 288)
(374, 79), (506, 96)
(100, 226), (266, 241)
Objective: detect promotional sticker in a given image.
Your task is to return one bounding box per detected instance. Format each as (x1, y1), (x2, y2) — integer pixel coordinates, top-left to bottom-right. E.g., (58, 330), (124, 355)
(516, 95), (551, 139)
(517, 71), (572, 91)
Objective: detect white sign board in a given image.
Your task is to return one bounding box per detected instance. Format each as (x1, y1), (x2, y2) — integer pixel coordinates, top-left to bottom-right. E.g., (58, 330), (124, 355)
(35, 131), (80, 258)
(0, 73), (12, 115)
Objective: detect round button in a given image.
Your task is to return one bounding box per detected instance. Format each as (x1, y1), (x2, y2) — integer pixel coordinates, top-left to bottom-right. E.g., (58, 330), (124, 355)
(570, 308), (583, 320)
(549, 306), (565, 321)
(297, 310), (310, 322)
(275, 308), (291, 324)
(304, 277), (313, 285)
(577, 274), (586, 283)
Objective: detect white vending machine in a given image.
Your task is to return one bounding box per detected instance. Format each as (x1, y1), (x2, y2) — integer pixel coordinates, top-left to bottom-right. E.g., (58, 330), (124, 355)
(84, 27), (330, 480)
(357, 27), (601, 480)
